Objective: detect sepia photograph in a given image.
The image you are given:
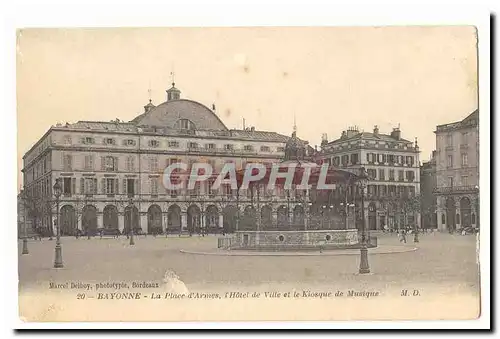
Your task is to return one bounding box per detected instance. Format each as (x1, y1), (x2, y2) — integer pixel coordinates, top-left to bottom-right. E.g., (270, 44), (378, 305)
(13, 13), (489, 327)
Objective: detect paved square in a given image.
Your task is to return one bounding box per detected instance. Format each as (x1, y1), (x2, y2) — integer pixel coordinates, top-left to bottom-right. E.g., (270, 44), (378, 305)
(18, 232), (480, 295)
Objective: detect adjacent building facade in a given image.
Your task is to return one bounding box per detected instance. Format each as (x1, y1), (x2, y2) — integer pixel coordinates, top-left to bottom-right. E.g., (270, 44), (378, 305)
(319, 125), (421, 231)
(420, 151), (437, 230)
(21, 82), (311, 236)
(434, 110), (479, 231)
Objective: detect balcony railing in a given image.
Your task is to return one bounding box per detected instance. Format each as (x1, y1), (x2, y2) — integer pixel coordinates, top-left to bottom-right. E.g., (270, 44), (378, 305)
(433, 185), (479, 194)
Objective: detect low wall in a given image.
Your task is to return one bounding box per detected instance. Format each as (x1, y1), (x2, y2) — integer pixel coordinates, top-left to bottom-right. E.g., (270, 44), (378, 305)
(219, 229), (362, 251)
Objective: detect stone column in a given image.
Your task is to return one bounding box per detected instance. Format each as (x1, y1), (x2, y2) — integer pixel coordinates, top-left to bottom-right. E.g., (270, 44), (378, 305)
(455, 200), (461, 230)
(164, 214), (168, 232)
(97, 212), (103, 229)
(471, 204), (477, 228)
(77, 217), (82, 232)
(118, 213), (124, 233)
(272, 211), (278, 228)
(219, 214), (224, 229)
(140, 213), (148, 233)
(181, 213), (187, 231)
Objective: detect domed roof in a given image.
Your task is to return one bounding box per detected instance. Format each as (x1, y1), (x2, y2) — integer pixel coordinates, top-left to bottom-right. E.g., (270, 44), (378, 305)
(131, 99), (228, 131)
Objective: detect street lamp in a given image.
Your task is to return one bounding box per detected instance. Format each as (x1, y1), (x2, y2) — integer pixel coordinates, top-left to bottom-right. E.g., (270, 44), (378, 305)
(21, 189), (29, 255)
(53, 178), (63, 268)
(357, 167), (370, 274)
(128, 197), (135, 246)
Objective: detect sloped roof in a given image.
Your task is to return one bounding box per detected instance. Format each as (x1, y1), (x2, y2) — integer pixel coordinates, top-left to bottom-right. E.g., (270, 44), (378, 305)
(328, 131), (411, 144)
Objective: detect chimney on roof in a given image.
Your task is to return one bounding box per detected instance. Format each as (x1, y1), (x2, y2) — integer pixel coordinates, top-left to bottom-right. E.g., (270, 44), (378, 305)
(321, 133), (328, 146)
(345, 126), (359, 139)
(390, 126), (401, 140)
(250, 126), (255, 131)
(373, 125), (379, 136)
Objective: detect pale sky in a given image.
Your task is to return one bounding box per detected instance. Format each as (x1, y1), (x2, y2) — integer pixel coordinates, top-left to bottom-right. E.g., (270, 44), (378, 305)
(17, 27), (478, 187)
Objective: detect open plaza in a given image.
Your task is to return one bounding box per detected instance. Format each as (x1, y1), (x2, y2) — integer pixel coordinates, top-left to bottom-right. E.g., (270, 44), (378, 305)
(18, 232), (479, 294)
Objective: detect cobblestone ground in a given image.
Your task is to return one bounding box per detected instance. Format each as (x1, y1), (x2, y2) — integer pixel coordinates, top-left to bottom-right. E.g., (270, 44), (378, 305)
(18, 232), (480, 296)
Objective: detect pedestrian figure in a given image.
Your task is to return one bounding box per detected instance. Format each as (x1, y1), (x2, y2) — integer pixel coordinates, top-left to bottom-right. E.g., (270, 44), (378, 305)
(400, 229), (407, 243)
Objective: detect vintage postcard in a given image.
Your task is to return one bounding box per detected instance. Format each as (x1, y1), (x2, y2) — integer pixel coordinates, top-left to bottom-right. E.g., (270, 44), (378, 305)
(15, 23), (488, 325)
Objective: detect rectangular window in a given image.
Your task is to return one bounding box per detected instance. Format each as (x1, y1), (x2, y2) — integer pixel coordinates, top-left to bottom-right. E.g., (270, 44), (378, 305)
(150, 178), (158, 196)
(188, 142), (198, 149)
(126, 139), (136, 146)
(447, 134), (453, 146)
(82, 178), (96, 195)
(63, 154), (72, 171)
(224, 144), (234, 151)
(106, 178), (116, 195)
(104, 156), (117, 172)
(461, 176), (468, 186)
(367, 169), (377, 180)
(190, 182), (200, 197)
(277, 147), (285, 152)
(398, 170), (404, 181)
(388, 154), (395, 164)
(447, 155), (453, 168)
(126, 156), (135, 172)
(244, 145), (254, 151)
(84, 155), (94, 171)
(461, 153), (468, 167)
(168, 141), (179, 148)
(378, 169), (385, 181)
(207, 179), (215, 197)
(149, 157), (158, 172)
(127, 179), (135, 196)
(260, 146), (270, 152)
(351, 153), (359, 164)
(105, 138), (115, 145)
(85, 137), (95, 144)
(389, 169), (395, 181)
(448, 177), (454, 187)
(462, 132), (469, 144)
(406, 170), (415, 182)
(63, 177), (72, 196)
(205, 143), (216, 149)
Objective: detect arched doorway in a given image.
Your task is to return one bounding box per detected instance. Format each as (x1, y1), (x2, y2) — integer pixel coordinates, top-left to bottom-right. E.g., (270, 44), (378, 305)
(241, 205), (256, 230)
(205, 205), (219, 234)
(167, 204), (181, 233)
(124, 205), (139, 234)
(103, 205), (118, 230)
(60, 205), (76, 236)
(277, 205), (288, 229)
(460, 197), (471, 228)
(293, 205), (305, 229)
(446, 198), (456, 231)
(82, 205), (97, 235)
(261, 205), (273, 229)
(368, 202), (377, 230)
(222, 205), (238, 233)
(147, 204), (163, 234)
(187, 204), (201, 234)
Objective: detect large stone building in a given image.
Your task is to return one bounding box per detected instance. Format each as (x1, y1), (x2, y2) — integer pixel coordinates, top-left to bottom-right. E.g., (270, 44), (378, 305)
(434, 110), (479, 232)
(319, 125), (421, 231)
(420, 151), (437, 230)
(21, 81), (311, 236)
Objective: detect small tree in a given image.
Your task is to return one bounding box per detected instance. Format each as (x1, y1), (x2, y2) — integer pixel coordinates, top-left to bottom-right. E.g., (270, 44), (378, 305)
(400, 194), (422, 242)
